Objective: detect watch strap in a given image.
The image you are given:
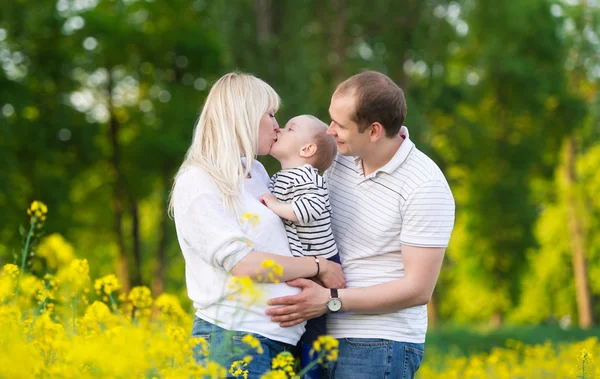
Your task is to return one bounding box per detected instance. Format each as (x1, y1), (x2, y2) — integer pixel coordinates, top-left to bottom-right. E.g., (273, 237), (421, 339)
(331, 288), (338, 298)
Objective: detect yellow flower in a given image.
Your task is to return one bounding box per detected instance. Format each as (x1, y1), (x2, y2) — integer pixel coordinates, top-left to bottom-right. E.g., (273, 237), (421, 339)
(17, 274), (45, 307)
(578, 348), (593, 364)
(203, 361), (227, 379)
(31, 312), (66, 357)
(2, 264), (19, 279)
(271, 351), (295, 372)
(258, 260), (284, 283)
(79, 301), (120, 334)
(128, 286), (153, 309)
(166, 325), (187, 343)
(240, 213), (260, 227)
(576, 348), (594, 377)
(0, 266), (20, 302)
(261, 259), (283, 276)
(56, 258), (90, 298)
(228, 276), (262, 304)
(27, 200), (48, 224)
(154, 293), (186, 321)
(229, 359), (249, 378)
(36, 234), (75, 270)
(94, 274), (121, 297)
(312, 336), (339, 362)
(241, 334), (264, 354)
(191, 336), (210, 357)
(35, 274), (57, 304)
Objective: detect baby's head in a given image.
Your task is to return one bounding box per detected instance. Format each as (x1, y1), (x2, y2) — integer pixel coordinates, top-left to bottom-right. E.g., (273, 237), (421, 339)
(270, 115), (337, 173)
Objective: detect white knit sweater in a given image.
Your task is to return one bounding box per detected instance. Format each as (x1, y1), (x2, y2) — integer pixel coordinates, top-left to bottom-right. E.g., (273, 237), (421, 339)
(172, 159), (305, 345)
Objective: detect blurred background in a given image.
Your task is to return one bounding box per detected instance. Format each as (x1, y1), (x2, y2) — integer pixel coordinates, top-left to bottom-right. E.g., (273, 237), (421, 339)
(1, 0), (599, 350)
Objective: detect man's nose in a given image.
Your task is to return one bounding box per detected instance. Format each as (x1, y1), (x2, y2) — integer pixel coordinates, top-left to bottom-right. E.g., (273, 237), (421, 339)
(326, 125), (336, 136)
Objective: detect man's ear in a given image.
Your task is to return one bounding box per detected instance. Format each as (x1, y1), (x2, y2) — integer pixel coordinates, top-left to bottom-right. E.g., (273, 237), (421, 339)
(299, 143), (318, 158)
(369, 122), (385, 142)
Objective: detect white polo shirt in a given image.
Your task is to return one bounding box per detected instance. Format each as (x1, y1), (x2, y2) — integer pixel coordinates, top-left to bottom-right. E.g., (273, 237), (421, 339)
(325, 127), (455, 343)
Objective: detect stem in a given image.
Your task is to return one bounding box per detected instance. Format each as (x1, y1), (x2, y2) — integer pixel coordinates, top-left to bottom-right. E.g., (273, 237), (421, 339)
(108, 293), (128, 325)
(296, 350), (327, 377)
(72, 296), (78, 333)
(15, 221), (36, 299)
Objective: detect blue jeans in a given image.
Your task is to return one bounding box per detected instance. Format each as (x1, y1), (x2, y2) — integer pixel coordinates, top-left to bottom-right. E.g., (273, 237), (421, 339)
(191, 316), (297, 379)
(300, 253), (341, 379)
(328, 338), (424, 379)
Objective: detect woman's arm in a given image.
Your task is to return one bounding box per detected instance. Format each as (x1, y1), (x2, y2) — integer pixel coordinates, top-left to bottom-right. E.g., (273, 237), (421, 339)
(174, 169), (344, 288)
(231, 251), (345, 289)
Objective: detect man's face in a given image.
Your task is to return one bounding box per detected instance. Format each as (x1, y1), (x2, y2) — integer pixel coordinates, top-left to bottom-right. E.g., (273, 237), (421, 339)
(327, 92), (370, 157)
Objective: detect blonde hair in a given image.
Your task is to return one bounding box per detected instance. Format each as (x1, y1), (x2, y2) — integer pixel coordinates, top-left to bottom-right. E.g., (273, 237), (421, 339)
(306, 115), (337, 173)
(168, 72), (280, 214)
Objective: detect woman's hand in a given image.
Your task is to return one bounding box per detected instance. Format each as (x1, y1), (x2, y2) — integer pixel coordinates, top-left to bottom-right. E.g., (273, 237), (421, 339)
(318, 259), (345, 289)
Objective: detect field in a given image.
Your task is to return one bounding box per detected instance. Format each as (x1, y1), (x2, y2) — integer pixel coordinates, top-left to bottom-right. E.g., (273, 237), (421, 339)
(1, 202), (598, 379)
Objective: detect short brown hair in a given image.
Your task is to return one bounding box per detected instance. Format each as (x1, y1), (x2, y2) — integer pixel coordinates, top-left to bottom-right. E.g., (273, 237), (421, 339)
(306, 116), (337, 173)
(335, 71), (407, 137)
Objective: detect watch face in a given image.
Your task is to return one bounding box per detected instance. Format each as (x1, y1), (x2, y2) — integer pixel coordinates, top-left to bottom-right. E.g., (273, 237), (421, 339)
(328, 298), (342, 312)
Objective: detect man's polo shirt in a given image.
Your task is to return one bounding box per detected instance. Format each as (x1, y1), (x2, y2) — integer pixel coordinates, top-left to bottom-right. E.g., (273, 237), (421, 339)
(325, 126), (455, 343)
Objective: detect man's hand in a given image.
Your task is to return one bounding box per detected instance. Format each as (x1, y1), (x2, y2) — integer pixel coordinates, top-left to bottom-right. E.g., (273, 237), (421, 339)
(266, 278), (330, 327)
(318, 259), (345, 289)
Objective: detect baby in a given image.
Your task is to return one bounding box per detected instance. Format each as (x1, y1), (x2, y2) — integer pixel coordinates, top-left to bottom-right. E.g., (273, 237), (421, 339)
(260, 115), (340, 378)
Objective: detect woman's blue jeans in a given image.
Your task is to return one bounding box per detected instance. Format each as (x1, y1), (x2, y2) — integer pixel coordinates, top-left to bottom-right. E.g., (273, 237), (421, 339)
(191, 316), (297, 379)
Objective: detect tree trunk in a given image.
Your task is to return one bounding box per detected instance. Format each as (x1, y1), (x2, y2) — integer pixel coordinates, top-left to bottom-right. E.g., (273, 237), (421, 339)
(254, 0), (272, 44)
(253, 0), (282, 85)
(130, 198), (142, 287)
(564, 137), (594, 328)
(330, 0), (347, 86)
(151, 175), (170, 296)
(489, 312), (503, 328)
(108, 70), (131, 292)
(427, 293), (439, 329)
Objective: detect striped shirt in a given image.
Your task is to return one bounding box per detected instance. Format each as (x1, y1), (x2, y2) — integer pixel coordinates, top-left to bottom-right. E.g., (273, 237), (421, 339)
(269, 165), (339, 259)
(325, 126), (455, 343)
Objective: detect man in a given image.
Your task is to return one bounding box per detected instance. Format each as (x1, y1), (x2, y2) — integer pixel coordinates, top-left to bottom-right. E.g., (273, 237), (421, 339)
(266, 71), (455, 378)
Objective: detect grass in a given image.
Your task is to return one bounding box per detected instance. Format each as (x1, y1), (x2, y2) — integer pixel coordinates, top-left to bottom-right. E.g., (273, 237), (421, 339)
(426, 324), (600, 356)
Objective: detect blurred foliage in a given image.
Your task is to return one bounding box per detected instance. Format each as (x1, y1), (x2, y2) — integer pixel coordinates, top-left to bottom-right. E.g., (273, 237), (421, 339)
(1, 0), (599, 326)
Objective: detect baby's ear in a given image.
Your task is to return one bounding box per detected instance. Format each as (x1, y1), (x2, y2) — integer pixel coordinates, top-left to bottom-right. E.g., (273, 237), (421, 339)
(299, 143), (317, 158)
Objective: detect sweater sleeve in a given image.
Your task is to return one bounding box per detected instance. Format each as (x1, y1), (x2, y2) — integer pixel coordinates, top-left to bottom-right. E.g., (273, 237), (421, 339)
(174, 170), (254, 272)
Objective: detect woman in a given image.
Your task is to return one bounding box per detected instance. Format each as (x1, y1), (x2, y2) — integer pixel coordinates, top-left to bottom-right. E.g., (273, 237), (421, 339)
(169, 72), (345, 377)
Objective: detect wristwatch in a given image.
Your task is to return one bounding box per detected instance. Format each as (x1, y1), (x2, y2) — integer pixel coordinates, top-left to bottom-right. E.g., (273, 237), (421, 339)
(327, 288), (342, 313)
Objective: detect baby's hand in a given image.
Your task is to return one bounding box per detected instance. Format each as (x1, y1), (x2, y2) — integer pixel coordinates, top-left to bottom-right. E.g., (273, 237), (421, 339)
(260, 193), (299, 222)
(260, 193), (279, 209)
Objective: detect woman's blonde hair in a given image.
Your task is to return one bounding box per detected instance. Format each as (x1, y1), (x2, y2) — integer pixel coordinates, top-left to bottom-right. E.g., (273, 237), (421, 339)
(168, 72), (280, 214)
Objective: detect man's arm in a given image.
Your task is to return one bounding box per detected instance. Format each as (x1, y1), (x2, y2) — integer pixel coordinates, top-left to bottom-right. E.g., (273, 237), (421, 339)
(337, 245), (444, 313)
(265, 245), (445, 326)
